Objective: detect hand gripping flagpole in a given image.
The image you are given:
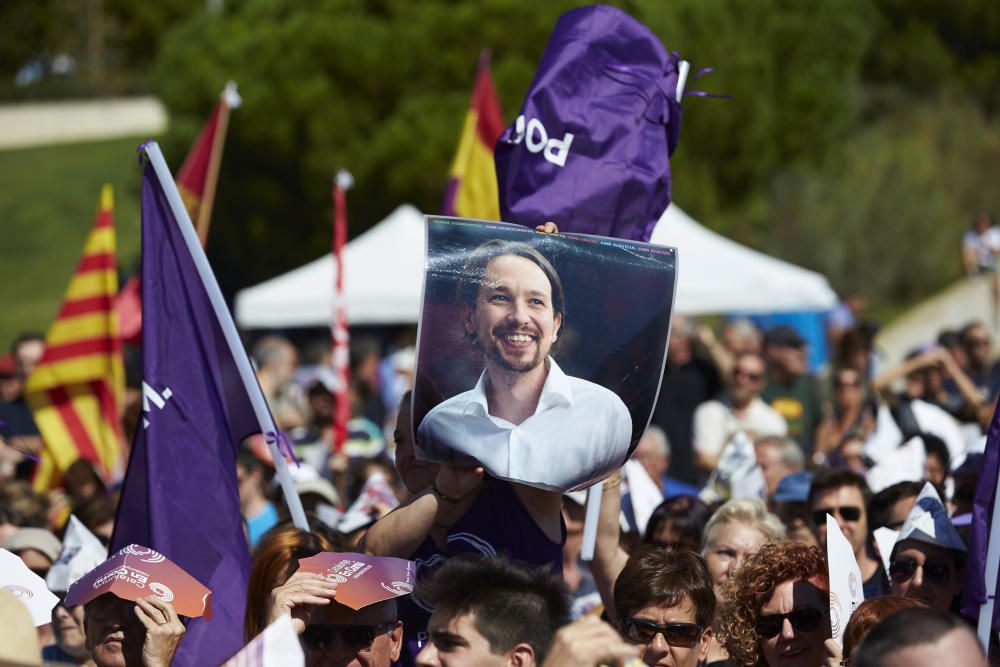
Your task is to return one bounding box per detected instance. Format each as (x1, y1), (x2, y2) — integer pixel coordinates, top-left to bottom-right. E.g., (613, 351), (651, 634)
(143, 141), (309, 531)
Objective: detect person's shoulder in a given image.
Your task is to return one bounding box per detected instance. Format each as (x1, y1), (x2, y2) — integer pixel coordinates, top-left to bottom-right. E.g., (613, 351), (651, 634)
(565, 375), (629, 413)
(695, 397), (727, 415)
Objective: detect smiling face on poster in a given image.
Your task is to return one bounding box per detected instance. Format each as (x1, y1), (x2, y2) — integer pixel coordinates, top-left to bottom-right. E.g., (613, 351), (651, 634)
(412, 217), (677, 491)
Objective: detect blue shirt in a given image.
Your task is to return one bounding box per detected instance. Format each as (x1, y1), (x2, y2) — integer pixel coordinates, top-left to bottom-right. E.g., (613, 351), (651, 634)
(246, 501), (278, 548)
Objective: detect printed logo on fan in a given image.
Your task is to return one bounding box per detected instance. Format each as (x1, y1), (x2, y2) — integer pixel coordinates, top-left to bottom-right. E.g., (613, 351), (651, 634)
(149, 582), (174, 602)
(380, 580), (414, 596)
(124, 545), (166, 564)
(2, 584), (33, 599)
(323, 573), (348, 585)
(829, 592), (842, 638)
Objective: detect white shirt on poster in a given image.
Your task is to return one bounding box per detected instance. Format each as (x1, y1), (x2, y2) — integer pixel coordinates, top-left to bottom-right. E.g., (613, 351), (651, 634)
(692, 397), (788, 457)
(415, 358), (632, 491)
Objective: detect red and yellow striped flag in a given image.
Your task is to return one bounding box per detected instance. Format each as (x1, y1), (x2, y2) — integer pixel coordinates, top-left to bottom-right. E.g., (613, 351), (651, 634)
(26, 185), (125, 489)
(442, 50), (505, 220)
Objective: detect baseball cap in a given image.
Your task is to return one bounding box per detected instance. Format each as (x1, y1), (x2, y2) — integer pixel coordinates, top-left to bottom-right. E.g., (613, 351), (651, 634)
(772, 471), (813, 504)
(764, 325), (806, 348)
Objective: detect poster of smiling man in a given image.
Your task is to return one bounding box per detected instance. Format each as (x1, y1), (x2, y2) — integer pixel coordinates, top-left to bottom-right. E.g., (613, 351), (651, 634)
(411, 217), (677, 492)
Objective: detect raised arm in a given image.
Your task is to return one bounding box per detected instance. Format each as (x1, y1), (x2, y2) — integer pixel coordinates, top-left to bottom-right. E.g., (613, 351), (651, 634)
(588, 471), (630, 624)
(360, 465), (484, 558)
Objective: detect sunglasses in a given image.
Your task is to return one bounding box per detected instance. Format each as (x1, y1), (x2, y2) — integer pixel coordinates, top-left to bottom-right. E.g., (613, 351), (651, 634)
(733, 369), (763, 382)
(890, 558), (953, 586)
(302, 622), (394, 652)
(621, 619), (702, 648)
(755, 608), (825, 639)
(812, 506), (862, 525)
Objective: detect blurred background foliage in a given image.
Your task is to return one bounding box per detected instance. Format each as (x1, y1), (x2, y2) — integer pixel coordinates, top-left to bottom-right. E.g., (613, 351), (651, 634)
(2, 0), (1000, 326)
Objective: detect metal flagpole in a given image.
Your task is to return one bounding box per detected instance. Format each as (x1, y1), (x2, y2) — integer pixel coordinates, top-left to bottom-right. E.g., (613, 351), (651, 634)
(143, 141), (309, 531)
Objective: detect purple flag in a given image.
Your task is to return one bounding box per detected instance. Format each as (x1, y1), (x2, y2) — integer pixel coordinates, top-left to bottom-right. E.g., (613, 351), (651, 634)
(494, 4), (687, 242)
(961, 396), (1000, 630)
(110, 156), (256, 665)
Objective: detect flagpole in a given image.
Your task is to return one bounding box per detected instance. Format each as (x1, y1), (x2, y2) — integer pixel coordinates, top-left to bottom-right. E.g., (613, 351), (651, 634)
(978, 480), (1000, 650)
(143, 141), (308, 531)
(197, 81), (240, 246)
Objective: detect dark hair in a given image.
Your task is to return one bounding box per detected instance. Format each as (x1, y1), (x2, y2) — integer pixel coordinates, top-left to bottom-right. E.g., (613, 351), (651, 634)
(613, 545), (715, 628)
(808, 468), (871, 516)
(921, 434), (951, 474)
(868, 481), (923, 531)
(416, 556), (569, 663)
(644, 496), (711, 553)
(842, 596), (926, 660)
(456, 240), (566, 332)
(855, 607), (981, 667)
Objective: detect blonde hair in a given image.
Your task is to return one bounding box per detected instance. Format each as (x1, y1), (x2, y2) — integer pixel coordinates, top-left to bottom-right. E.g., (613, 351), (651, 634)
(701, 498), (785, 554)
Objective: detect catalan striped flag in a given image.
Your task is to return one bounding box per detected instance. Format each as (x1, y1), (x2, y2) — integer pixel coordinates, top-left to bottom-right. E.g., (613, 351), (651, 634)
(26, 185), (125, 489)
(442, 50), (505, 220)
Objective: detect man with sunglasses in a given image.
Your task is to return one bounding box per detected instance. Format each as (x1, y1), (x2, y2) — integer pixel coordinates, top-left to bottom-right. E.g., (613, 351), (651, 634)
(807, 469), (887, 597)
(612, 546), (714, 667)
(887, 482), (966, 612)
(299, 597), (403, 667)
(692, 351), (787, 476)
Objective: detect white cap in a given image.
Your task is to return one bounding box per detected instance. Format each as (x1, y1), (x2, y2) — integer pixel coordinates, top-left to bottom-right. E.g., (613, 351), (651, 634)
(895, 482), (966, 554)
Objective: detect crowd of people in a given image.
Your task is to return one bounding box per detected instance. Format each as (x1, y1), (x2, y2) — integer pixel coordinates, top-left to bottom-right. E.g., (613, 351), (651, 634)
(0, 299), (997, 666)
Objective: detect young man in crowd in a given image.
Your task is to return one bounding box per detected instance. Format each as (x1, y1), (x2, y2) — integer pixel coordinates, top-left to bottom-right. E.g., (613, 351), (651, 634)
(808, 469), (886, 597)
(692, 351), (787, 476)
(414, 556), (569, 666)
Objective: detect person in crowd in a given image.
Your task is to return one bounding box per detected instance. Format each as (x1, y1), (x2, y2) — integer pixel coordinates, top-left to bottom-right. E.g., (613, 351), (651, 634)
(414, 556), (568, 666)
(854, 607), (986, 667)
(632, 425), (699, 498)
(236, 445), (279, 548)
(960, 320), (1000, 404)
(244, 521), (339, 639)
(754, 436), (804, 500)
(62, 459), (108, 509)
(4, 526), (61, 578)
(83, 594), (185, 667)
(252, 335), (308, 429)
(649, 315), (722, 484)
(692, 351), (787, 476)
(868, 347), (969, 470)
(644, 494), (711, 554)
(813, 366), (876, 465)
(47, 599), (96, 665)
(0, 479), (49, 543)
(834, 326), (877, 380)
(887, 483), (965, 612)
(761, 326), (823, 459)
(612, 546), (715, 667)
(300, 598), (402, 667)
(75, 494), (117, 544)
(827, 434), (872, 475)
(770, 471), (818, 548)
(839, 596), (926, 664)
(808, 469), (886, 597)
(921, 434), (951, 491)
(828, 293), (867, 348)
(868, 481), (921, 532)
(0, 333), (45, 476)
(719, 542), (831, 667)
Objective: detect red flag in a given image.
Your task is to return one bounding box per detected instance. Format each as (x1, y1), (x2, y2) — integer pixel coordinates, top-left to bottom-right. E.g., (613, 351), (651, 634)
(117, 83), (241, 344)
(331, 171), (353, 450)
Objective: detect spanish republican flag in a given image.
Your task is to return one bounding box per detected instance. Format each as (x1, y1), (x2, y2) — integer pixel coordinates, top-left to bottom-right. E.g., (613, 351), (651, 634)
(26, 185), (125, 489)
(442, 51), (505, 220)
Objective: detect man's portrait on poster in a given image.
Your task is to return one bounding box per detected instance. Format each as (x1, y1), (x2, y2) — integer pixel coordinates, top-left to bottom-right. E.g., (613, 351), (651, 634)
(413, 218), (675, 492)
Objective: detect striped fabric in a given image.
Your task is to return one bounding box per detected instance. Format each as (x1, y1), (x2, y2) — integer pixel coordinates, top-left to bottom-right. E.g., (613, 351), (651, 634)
(442, 51), (505, 220)
(26, 185), (124, 489)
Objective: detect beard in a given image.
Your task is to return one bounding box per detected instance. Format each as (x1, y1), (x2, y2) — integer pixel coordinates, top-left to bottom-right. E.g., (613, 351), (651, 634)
(481, 324), (548, 373)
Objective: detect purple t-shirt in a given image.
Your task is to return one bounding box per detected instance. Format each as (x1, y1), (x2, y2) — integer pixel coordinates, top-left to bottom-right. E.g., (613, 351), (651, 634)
(396, 479), (564, 666)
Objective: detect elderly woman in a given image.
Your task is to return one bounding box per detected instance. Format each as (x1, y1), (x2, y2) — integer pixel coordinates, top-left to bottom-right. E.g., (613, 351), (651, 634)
(720, 542), (831, 667)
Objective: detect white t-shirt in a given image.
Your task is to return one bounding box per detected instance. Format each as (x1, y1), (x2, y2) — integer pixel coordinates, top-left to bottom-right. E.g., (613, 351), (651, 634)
(415, 358), (633, 491)
(692, 397), (788, 457)
(963, 227), (1000, 270)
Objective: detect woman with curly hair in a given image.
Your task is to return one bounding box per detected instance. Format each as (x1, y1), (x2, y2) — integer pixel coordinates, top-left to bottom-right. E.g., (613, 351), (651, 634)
(719, 541), (830, 667)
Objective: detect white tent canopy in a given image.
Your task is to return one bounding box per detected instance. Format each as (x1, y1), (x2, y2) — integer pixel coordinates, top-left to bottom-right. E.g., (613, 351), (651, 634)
(234, 204), (837, 329)
(649, 205), (838, 315)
